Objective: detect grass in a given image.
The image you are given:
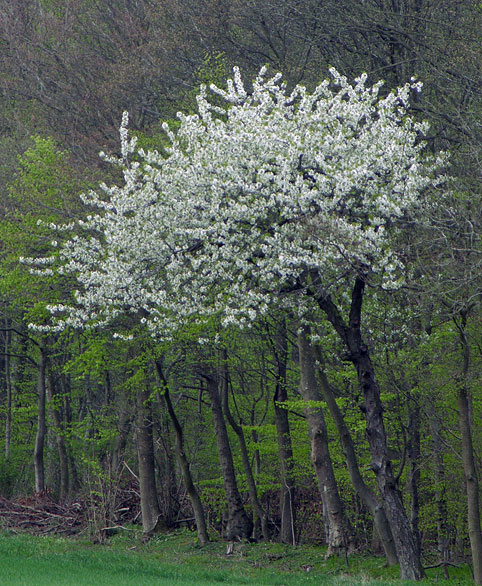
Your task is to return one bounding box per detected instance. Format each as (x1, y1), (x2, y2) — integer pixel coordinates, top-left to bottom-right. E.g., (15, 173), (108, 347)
(0, 529), (473, 586)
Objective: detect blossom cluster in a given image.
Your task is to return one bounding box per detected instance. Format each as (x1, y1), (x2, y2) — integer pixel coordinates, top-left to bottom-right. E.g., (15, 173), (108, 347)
(27, 67), (447, 336)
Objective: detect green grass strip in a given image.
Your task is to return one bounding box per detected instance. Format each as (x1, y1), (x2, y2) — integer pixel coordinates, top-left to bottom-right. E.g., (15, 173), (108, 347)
(0, 532), (473, 586)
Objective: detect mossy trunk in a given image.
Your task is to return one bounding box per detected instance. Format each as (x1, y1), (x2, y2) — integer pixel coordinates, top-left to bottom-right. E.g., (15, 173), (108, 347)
(311, 275), (423, 580)
(220, 350), (269, 540)
(155, 360), (209, 546)
(136, 387), (167, 538)
(297, 327), (351, 555)
(273, 320), (296, 545)
(455, 312), (482, 585)
(34, 347), (47, 494)
(205, 374), (253, 540)
(313, 345), (398, 565)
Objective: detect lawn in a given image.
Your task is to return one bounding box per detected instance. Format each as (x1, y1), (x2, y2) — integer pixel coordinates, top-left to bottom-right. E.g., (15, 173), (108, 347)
(0, 530), (472, 586)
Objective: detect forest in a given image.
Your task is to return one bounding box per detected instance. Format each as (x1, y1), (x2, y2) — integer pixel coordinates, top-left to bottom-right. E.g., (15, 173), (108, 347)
(0, 1), (481, 583)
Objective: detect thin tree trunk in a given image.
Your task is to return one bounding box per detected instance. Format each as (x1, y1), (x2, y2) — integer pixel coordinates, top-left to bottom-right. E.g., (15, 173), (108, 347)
(136, 386), (167, 537)
(309, 275), (423, 580)
(157, 413), (178, 527)
(4, 321), (12, 461)
(297, 327), (351, 555)
(154, 360), (209, 546)
(429, 411), (450, 578)
(455, 311), (482, 585)
(111, 410), (132, 473)
(314, 347), (398, 565)
(60, 373), (80, 494)
(407, 401), (421, 556)
(273, 318), (296, 545)
(34, 346), (47, 494)
(47, 369), (69, 501)
(220, 349), (269, 540)
(204, 373), (253, 540)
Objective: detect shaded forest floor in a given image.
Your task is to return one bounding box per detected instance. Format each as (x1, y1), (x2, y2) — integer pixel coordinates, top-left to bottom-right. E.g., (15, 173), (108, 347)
(0, 509), (474, 586)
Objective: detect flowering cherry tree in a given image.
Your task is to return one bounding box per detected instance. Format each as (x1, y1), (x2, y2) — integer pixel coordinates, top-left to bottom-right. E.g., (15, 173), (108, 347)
(29, 67), (447, 579)
(32, 66), (445, 335)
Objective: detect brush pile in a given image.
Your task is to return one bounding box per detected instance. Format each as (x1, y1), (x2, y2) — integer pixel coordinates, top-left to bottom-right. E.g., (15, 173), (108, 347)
(0, 494), (84, 535)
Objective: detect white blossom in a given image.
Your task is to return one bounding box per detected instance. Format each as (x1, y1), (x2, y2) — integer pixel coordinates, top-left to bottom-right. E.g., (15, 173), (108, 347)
(29, 67), (447, 336)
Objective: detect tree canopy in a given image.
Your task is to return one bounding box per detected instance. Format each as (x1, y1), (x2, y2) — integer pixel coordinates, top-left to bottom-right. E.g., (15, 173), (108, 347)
(32, 68), (446, 337)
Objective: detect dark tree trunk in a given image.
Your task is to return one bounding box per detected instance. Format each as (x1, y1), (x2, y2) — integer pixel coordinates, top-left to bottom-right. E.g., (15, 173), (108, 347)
(4, 321), (12, 462)
(60, 374), (80, 494)
(455, 312), (482, 585)
(111, 409), (132, 473)
(297, 327), (350, 555)
(314, 347), (398, 565)
(157, 412), (178, 527)
(407, 401), (421, 556)
(309, 275), (424, 580)
(155, 360), (209, 546)
(204, 374), (253, 540)
(429, 411), (450, 578)
(220, 349), (269, 540)
(136, 386), (167, 537)
(272, 318), (296, 545)
(47, 369), (69, 501)
(34, 346), (47, 494)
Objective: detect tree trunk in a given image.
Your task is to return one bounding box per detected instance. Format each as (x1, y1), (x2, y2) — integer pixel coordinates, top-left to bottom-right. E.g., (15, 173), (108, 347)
(309, 275), (424, 580)
(156, 412), (178, 527)
(47, 369), (69, 501)
(4, 321), (12, 462)
(455, 312), (482, 585)
(204, 373), (253, 540)
(34, 346), (47, 494)
(220, 349), (269, 540)
(155, 360), (209, 546)
(136, 386), (167, 537)
(313, 347), (398, 565)
(111, 409), (132, 473)
(60, 373), (80, 494)
(407, 401), (421, 557)
(273, 318), (297, 545)
(297, 327), (350, 555)
(429, 410), (450, 578)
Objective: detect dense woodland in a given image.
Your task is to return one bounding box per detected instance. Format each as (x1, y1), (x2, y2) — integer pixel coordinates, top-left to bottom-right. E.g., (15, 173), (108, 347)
(0, 0), (481, 583)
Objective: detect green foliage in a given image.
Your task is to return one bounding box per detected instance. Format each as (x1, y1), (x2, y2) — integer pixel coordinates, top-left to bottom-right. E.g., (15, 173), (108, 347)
(0, 445), (29, 498)
(195, 52), (229, 89)
(181, 51), (229, 114)
(10, 137), (70, 210)
(0, 135), (87, 317)
(65, 335), (111, 384)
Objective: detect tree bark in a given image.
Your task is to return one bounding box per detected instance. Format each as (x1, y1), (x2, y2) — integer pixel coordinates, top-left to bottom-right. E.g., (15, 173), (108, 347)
(204, 373), (253, 540)
(60, 373), (80, 494)
(155, 360), (209, 546)
(297, 327), (351, 555)
(313, 346), (398, 565)
(407, 401), (421, 557)
(156, 411), (178, 527)
(136, 386), (167, 537)
(455, 312), (482, 585)
(34, 345), (47, 494)
(273, 318), (296, 545)
(220, 349), (269, 540)
(309, 275), (424, 580)
(429, 410), (450, 578)
(111, 409), (132, 474)
(47, 368), (69, 501)
(4, 321), (12, 462)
